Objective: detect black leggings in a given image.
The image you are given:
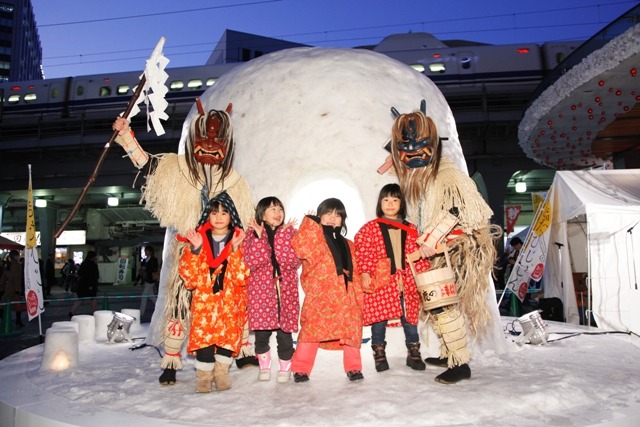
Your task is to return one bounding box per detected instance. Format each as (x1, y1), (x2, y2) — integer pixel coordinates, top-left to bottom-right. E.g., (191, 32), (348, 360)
(195, 345), (233, 363)
(254, 329), (294, 360)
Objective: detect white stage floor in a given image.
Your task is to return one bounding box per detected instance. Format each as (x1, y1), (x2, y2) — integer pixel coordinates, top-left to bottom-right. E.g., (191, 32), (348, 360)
(1, 318), (640, 427)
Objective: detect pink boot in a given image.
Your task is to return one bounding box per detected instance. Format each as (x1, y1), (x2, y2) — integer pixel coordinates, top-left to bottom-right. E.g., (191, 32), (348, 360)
(257, 352), (271, 381)
(277, 359), (291, 383)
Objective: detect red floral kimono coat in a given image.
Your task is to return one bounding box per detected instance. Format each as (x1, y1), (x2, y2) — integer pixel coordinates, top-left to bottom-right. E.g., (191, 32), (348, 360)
(292, 216), (363, 350)
(354, 219), (430, 325)
(179, 231), (249, 355)
(242, 226), (301, 333)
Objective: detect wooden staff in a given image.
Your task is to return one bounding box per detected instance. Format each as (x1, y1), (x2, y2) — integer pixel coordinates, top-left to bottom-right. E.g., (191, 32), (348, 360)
(55, 74), (147, 238)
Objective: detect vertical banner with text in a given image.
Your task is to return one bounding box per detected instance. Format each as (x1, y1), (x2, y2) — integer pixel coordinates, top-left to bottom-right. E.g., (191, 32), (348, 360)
(506, 188), (553, 302)
(24, 165), (45, 321)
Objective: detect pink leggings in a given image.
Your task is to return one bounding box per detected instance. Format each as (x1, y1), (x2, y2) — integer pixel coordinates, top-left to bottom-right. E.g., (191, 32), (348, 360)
(291, 342), (362, 375)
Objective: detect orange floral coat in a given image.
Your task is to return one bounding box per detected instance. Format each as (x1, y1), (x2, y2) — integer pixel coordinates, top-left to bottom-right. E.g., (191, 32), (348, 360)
(292, 216), (363, 350)
(179, 243), (249, 355)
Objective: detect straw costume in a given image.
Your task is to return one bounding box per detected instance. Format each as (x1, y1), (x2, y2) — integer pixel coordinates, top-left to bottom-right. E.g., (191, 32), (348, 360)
(114, 102), (255, 386)
(389, 100), (500, 384)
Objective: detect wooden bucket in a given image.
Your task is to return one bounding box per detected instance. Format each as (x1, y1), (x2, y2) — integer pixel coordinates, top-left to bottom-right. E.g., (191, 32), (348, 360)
(407, 247), (459, 311)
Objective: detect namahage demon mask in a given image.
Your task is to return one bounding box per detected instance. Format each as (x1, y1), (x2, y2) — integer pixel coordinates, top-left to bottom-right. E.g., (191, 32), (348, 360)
(192, 102), (233, 166)
(391, 100), (437, 169)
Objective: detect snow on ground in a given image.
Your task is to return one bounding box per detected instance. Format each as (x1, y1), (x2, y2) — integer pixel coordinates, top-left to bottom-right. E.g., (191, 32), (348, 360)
(1, 318), (640, 427)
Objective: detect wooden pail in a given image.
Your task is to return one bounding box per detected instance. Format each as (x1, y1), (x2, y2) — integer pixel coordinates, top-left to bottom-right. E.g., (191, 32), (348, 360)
(407, 247), (459, 311)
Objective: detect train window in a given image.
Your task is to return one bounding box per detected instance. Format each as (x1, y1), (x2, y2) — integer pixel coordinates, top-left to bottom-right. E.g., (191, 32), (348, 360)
(460, 57), (471, 70)
(7, 94), (20, 104)
(76, 85), (85, 97)
(429, 63), (446, 74)
(117, 85), (130, 95)
(555, 52), (566, 64)
(206, 78), (217, 86)
(187, 79), (203, 90)
(99, 86), (112, 97)
(24, 93), (37, 103)
(170, 81), (184, 91)
(51, 87), (60, 99)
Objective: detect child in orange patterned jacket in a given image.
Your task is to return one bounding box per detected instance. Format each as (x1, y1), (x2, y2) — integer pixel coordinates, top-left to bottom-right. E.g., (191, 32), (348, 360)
(290, 198), (364, 383)
(179, 191), (249, 393)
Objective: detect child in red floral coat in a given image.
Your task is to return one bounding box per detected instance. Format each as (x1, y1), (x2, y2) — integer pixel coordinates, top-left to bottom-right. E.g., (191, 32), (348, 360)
(291, 198), (364, 382)
(355, 183), (430, 373)
(179, 191), (249, 393)
(243, 196), (301, 383)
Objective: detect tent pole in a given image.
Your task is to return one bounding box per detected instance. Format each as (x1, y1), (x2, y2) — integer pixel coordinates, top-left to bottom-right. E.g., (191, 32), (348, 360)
(586, 220), (593, 327)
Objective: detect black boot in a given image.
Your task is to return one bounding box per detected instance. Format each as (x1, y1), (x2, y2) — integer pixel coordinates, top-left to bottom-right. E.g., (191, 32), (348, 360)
(435, 363), (471, 384)
(425, 356), (449, 367)
(159, 368), (177, 385)
(406, 342), (426, 370)
(236, 355), (259, 369)
(372, 343), (389, 372)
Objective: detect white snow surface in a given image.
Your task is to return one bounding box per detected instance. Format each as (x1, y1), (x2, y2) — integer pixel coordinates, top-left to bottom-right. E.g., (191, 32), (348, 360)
(1, 319), (640, 426)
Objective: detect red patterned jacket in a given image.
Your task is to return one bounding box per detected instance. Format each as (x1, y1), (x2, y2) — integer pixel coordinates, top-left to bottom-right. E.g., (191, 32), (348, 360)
(179, 235), (249, 355)
(354, 218), (430, 325)
(292, 216), (363, 350)
(242, 226), (301, 333)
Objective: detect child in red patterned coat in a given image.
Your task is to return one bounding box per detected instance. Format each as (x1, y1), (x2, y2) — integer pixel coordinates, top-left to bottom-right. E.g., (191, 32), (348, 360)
(354, 183), (430, 372)
(179, 191), (248, 393)
(242, 196), (301, 383)
(290, 198), (364, 383)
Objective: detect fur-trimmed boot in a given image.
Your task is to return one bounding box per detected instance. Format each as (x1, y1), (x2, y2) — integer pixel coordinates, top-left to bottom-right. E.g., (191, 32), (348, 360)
(406, 342), (426, 371)
(277, 359), (292, 383)
(194, 361), (214, 393)
(213, 357), (232, 391)
(257, 352), (271, 381)
(372, 343), (389, 372)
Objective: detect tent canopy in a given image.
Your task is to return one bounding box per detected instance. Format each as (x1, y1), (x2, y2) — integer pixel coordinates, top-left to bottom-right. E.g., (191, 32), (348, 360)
(0, 235), (23, 251)
(543, 169), (640, 333)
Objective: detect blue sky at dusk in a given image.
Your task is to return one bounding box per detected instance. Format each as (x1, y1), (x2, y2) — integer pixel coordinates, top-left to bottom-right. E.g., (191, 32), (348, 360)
(31, 0), (637, 79)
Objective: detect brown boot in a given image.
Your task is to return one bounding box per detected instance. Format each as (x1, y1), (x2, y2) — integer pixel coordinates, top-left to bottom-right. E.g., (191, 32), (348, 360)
(372, 343), (389, 372)
(195, 369), (214, 393)
(406, 342), (426, 371)
(213, 361), (232, 391)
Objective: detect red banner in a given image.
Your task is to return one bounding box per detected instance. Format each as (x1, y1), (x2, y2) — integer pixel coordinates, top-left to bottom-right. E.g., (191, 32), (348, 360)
(505, 205), (522, 234)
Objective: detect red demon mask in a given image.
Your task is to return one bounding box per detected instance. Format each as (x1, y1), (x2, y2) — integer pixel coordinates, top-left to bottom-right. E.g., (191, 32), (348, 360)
(193, 102), (233, 166)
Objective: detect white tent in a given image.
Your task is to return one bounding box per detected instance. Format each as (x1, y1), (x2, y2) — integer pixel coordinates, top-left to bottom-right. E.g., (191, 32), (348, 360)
(543, 169), (640, 333)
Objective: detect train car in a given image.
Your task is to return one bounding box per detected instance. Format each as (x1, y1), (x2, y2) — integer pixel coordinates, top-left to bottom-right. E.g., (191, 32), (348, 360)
(0, 35), (581, 123)
(0, 62), (240, 122)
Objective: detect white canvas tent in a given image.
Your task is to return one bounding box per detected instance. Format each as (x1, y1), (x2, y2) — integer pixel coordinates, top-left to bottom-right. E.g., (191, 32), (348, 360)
(543, 169), (640, 333)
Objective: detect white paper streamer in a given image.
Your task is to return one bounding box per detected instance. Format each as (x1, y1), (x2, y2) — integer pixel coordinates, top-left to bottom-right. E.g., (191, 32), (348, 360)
(126, 37), (170, 136)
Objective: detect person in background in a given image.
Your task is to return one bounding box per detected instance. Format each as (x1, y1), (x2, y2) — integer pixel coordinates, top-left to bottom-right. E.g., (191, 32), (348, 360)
(0, 250), (25, 327)
(243, 196), (300, 383)
(69, 251), (99, 317)
(45, 254), (56, 297)
(139, 246), (159, 317)
(290, 198), (364, 383)
(62, 259), (77, 294)
(354, 183), (430, 373)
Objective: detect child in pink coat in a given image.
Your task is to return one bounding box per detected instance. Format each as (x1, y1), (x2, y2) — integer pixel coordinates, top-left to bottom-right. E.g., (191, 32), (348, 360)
(243, 196), (301, 383)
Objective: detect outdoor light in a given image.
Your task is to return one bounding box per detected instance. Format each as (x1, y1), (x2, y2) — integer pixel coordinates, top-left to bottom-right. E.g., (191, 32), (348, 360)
(516, 310), (549, 346)
(35, 199), (47, 208)
(107, 197), (119, 207)
(515, 181), (527, 193)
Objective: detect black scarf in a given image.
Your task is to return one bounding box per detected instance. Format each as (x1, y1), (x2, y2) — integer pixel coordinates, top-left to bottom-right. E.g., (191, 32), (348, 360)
(264, 225), (282, 278)
(378, 220), (408, 274)
(322, 224), (353, 289)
